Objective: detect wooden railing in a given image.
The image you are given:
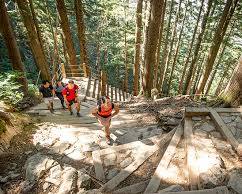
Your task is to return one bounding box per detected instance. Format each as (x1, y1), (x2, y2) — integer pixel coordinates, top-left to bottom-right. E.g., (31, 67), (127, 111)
(59, 63), (132, 102)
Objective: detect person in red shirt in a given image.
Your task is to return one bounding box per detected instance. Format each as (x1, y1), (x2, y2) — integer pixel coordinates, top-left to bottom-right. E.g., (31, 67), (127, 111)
(62, 80), (81, 117)
(91, 96), (119, 145)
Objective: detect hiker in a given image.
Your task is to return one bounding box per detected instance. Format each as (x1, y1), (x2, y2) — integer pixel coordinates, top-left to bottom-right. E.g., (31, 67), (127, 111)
(92, 96), (119, 145)
(54, 80), (66, 109)
(62, 80), (81, 117)
(39, 80), (55, 113)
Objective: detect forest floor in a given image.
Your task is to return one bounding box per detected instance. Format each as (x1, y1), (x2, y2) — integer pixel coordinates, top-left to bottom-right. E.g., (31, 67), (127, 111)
(0, 95), (242, 194)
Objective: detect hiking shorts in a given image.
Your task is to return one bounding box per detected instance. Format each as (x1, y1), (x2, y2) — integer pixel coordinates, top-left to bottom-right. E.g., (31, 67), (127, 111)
(97, 115), (112, 127)
(43, 97), (54, 105)
(67, 98), (79, 106)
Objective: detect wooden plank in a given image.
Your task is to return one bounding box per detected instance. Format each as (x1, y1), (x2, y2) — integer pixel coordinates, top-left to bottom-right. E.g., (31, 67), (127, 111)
(144, 126), (183, 193)
(100, 129), (176, 192)
(92, 150), (105, 182)
(113, 180), (150, 194)
(97, 127), (176, 156)
(97, 79), (101, 99)
(214, 107), (242, 113)
(184, 117), (199, 190)
(155, 186), (229, 194)
(209, 108), (241, 154)
(185, 107), (210, 116)
(101, 147), (158, 192)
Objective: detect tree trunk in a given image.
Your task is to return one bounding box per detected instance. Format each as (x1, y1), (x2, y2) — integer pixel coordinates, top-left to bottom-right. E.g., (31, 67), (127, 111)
(162, 0), (183, 95)
(157, 0), (174, 92)
(56, 0), (78, 77)
(29, 0), (45, 52)
(153, 0), (166, 88)
(178, 0), (204, 94)
(192, 54), (206, 94)
(196, 0), (239, 95)
(75, 0), (89, 77)
(140, 0), (150, 95)
(133, 0), (143, 96)
(0, 0), (28, 94)
(214, 62), (231, 95)
(16, 0), (51, 80)
(143, 0), (164, 97)
(220, 57), (242, 106)
(124, 0), (129, 92)
(167, 0), (188, 95)
(183, 0), (212, 94)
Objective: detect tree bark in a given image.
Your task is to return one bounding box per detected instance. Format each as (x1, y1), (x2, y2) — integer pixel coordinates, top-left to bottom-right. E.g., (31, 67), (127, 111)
(143, 0), (164, 97)
(75, 0), (89, 77)
(133, 0), (143, 96)
(157, 0), (174, 92)
(56, 0), (78, 77)
(183, 0), (212, 94)
(124, 0), (129, 92)
(162, 0), (183, 95)
(153, 0), (167, 88)
(196, 0), (239, 95)
(0, 0), (28, 94)
(220, 57), (242, 106)
(167, 0), (188, 95)
(16, 0), (51, 80)
(178, 0), (205, 94)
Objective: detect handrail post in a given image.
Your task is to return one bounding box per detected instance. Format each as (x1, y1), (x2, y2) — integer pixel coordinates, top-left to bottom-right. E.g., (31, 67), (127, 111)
(101, 71), (107, 96)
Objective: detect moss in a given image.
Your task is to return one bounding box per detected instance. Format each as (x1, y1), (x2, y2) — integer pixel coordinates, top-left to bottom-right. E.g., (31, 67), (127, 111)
(0, 119), (7, 135)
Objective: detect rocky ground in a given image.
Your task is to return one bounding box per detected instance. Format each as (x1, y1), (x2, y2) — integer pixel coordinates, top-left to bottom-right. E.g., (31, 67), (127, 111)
(0, 95), (242, 194)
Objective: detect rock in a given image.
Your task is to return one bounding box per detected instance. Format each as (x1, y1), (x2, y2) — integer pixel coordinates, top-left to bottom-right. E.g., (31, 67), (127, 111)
(158, 185), (184, 193)
(43, 182), (51, 191)
(77, 170), (91, 190)
(58, 166), (77, 194)
(82, 142), (99, 152)
(106, 168), (119, 180)
(229, 126), (238, 137)
(165, 118), (179, 126)
(200, 122), (215, 132)
(200, 167), (226, 189)
(150, 128), (163, 136)
(120, 157), (133, 168)
(51, 142), (70, 154)
(8, 163), (17, 170)
(235, 116), (242, 123)
(0, 187), (3, 194)
(25, 151), (32, 155)
(143, 131), (151, 139)
(45, 164), (62, 186)
(228, 169), (242, 193)
(210, 131), (222, 139)
(103, 153), (117, 166)
(66, 148), (86, 161)
(117, 150), (132, 164)
(206, 116), (211, 120)
(115, 129), (128, 136)
(237, 122), (242, 130)
(222, 116), (233, 124)
(192, 116), (202, 121)
(25, 153), (56, 183)
(194, 129), (208, 138)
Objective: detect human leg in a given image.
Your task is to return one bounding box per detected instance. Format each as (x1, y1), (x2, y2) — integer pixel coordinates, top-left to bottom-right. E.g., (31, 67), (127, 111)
(56, 92), (65, 108)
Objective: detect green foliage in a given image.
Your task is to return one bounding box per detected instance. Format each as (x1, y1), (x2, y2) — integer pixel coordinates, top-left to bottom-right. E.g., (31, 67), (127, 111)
(0, 71), (24, 105)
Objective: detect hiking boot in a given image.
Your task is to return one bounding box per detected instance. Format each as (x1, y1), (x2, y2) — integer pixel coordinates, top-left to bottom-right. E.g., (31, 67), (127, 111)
(70, 111), (73, 115)
(76, 112), (81, 117)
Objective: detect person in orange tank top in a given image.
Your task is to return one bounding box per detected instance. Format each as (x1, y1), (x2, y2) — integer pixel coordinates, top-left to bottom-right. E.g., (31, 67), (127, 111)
(92, 96), (119, 145)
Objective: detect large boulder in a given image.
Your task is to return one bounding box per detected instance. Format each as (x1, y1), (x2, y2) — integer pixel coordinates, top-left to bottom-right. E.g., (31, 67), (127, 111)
(228, 169), (242, 193)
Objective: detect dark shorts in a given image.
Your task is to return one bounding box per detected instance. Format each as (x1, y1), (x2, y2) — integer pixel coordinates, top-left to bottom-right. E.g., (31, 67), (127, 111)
(68, 99), (78, 106)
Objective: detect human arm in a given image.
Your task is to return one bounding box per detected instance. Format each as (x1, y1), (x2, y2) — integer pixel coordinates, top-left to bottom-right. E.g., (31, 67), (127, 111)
(111, 103), (119, 117)
(91, 107), (98, 117)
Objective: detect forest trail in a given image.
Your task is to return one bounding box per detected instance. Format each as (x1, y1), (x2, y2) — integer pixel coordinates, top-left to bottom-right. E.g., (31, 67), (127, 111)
(1, 77), (242, 193)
